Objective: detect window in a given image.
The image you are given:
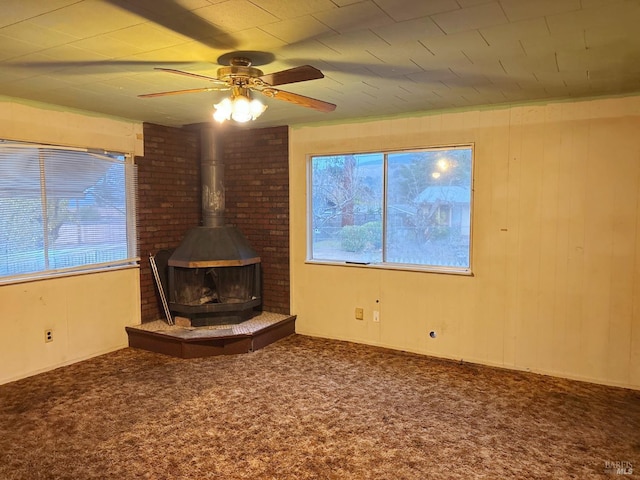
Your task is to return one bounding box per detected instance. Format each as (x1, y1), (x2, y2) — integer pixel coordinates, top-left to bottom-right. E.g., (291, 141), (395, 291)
(309, 145), (473, 273)
(0, 140), (138, 282)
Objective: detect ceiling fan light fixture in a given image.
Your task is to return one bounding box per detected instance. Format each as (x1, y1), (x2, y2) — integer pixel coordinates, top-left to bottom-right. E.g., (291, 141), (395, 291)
(144, 57), (335, 119)
(250, 97), (267, 117)
(231, 95), (251, 122)
(213, 97), (232, 122)
(213, 91), (267, 124)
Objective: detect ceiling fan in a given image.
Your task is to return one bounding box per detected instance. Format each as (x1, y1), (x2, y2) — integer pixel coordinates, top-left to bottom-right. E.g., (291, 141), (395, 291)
(138, 52), (336, 123)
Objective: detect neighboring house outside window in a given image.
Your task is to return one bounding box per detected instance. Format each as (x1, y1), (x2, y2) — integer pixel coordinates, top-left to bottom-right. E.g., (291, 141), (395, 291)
(309, 145), (473, 274)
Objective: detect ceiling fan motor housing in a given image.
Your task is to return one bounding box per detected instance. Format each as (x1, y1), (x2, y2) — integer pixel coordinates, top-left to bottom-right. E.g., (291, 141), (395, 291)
(217, 57), (264, 85)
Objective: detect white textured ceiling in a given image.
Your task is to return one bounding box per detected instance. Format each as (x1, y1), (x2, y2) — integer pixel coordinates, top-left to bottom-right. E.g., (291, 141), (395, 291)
(1, 0), (639, 127)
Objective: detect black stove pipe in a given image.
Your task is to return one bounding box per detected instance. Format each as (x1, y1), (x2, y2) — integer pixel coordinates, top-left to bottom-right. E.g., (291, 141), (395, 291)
(200, 125), (225, 228)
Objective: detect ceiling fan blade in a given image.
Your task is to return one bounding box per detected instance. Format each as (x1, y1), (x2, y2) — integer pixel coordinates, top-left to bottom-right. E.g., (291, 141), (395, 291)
(8, 60), (194, 70)
(261, 88), (336, 112)
(139, 87), (226, 98)
(104, 0), (237, 50)
(258, 65), (324, 86)
(282, 58), (429, 78)
(154, 67), (225, 83)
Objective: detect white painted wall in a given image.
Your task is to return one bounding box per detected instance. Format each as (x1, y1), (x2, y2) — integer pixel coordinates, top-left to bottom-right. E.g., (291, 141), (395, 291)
(0, 98), (143, 385)
(0, 269), (141, 384)
(290, 96), (640, 390)
(0, 96), (143, 155)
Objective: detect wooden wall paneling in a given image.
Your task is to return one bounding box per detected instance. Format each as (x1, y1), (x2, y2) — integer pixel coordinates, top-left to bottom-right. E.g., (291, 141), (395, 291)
(536, 103), (564, 374)
(603, 118), (639, 384)
(579, 115), (617, 380)
(471, 109), (511, 366)
(548, 104), (579, 375)
(513, 106), (546, 370)
(561, 103), (591, 377)
(502, 106), (524, 368)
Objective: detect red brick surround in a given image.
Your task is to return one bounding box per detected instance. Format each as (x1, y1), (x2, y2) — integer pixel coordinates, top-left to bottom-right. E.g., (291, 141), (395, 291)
(137, 123), (290, 322)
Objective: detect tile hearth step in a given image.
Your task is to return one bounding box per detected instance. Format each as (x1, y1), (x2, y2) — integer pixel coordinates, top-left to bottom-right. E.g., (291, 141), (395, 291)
(126, 312), (296, 359)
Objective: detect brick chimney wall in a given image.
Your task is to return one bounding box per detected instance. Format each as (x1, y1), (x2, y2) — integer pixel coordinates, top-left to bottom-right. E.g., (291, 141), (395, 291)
(137, 123), (290, 322)
(137, 123), (200, 323)
(223, 125), (290, 315)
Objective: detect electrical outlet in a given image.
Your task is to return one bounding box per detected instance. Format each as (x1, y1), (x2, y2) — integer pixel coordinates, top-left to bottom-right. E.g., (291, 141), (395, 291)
(355, 307), (364, 320)
(373, 310), (380, 322)
(44, 329), (53, 343)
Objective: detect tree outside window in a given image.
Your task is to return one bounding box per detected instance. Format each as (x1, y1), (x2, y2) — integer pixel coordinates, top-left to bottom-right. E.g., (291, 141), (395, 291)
(0, 142), (137, 281)
(309, 145), (473, 272)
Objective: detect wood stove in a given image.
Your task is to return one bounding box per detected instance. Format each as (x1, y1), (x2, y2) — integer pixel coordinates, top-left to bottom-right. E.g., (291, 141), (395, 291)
(167, 126), (261, 326)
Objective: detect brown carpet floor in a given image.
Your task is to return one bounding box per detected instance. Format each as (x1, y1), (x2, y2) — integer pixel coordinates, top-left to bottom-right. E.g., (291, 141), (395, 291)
(0, 334), (638, 479)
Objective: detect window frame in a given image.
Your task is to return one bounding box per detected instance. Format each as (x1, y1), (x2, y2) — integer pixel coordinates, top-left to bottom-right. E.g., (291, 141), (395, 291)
(0, 140), (139, 285)
(306, 143), (474, 275)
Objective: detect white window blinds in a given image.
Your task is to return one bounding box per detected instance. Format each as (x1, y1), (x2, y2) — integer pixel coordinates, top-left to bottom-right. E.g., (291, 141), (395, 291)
(0, 141), (138, 282)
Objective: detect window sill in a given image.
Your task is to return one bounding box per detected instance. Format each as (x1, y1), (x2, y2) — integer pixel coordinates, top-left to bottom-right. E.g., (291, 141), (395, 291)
(0, 261), (140, 287)
(304, 259), (473, 276)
